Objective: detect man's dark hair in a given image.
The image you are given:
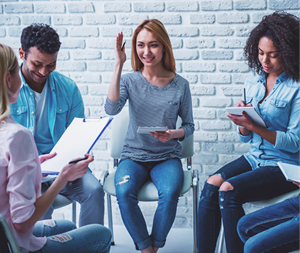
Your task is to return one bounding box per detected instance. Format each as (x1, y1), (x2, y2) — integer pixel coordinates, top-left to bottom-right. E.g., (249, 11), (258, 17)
(21, 23), (61, 58)
(244, 11), (300, 81)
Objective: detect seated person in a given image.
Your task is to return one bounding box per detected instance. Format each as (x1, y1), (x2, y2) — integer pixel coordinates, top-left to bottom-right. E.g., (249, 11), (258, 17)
(10, 23), (104, 227)
(105, 19), (194, 253)
(197, 11), (300, 253)
(238, 181), (300, 253)
(0, 43), (111, 253)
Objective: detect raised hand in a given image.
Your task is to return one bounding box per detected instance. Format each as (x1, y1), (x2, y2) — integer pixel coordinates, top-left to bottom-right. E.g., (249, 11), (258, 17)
(115, 32), (126, 65)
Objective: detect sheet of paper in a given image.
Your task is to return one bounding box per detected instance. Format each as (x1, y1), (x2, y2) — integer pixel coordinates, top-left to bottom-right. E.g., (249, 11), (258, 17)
(137, 126), (167, 134)
(41, 117), (113, 174)
(277, 162), (300, 183)
(226, 106), (267, 128)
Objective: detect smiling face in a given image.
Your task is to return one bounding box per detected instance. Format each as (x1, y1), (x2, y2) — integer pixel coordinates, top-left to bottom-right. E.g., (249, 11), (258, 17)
(19, 46), (57, 92)
(258, 36), (285, 78)
(136, 28), (165, 69)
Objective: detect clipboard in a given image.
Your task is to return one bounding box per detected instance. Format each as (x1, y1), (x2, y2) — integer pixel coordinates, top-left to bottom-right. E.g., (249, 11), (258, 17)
(226, 107), (267, 128)
(41, 117), (113, 174)
(277, 162), (300, 183)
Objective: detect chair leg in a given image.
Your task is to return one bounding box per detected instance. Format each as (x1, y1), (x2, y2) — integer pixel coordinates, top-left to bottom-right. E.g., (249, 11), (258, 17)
(107, 193), (115, 245)
(192, 169), (199, 253)
(217, 222), (224, 253)
(72, 202), (76, 225)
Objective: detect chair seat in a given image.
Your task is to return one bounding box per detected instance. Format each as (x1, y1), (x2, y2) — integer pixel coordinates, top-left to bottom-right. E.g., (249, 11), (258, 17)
(103, 170), (192, 201)
(53, 194), (73, 209)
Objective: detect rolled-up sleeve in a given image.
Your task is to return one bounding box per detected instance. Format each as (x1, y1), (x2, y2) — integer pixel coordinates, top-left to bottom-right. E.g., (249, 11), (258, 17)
(6, 130), (38, 224)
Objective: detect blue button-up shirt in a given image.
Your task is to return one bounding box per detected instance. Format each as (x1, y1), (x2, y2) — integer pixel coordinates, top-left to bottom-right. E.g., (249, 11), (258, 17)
(10, 67), (84, 154)
(239, 72), (300, 169)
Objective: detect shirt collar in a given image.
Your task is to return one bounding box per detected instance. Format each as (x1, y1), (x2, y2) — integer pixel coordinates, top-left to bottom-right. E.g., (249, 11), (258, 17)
(258, 71), (288, 84)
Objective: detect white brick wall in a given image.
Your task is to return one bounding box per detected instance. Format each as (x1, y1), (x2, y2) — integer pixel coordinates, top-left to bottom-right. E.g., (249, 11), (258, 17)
(1, 0), (299, 228)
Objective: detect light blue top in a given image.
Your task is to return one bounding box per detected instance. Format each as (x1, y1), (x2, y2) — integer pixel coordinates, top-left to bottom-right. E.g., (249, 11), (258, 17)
(10, 66), (84, 154)
(105, 71), (194, 162)
(239, 72), (300, 169)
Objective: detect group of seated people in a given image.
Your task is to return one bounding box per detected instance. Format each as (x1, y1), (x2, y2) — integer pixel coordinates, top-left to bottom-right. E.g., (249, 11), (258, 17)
(0, 10), (299, 253)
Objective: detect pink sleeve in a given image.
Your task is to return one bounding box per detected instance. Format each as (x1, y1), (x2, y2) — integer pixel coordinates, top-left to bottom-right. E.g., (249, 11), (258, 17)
(6, 129), (40, 224)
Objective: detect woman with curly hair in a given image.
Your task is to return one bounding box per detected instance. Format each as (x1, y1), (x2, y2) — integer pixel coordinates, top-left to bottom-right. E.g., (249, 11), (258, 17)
(197, 11), (299, 253)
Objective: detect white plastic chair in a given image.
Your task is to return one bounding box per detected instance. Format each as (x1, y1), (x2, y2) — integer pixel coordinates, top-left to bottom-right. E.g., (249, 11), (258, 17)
(217, 189), (300, 253)
(103, 107), (199, 253)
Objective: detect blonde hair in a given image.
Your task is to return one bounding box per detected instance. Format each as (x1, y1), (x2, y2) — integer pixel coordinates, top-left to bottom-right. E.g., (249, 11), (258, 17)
(131, 19), (176, 72)
(0, 44), (18, 122)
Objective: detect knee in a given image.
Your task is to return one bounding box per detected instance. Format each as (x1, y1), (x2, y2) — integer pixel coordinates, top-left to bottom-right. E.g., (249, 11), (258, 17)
(88, 181), (104, 198)
(159, 187), (180, 203)
(206, 174), (224, 186)
(219, 181), (234, 191)
(237, 216), (249, 243)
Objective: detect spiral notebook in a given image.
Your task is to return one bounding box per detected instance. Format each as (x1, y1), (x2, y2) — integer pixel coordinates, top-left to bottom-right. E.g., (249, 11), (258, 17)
(41, 117), (113, 174)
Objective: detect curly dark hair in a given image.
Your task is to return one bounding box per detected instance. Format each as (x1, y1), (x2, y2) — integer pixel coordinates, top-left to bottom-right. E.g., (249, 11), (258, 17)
(21, 23), (61, 58)
(244, 11), (299, 81)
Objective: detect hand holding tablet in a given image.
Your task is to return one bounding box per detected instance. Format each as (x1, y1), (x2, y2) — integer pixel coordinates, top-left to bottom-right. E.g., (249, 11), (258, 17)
(137, 126), (167, 134)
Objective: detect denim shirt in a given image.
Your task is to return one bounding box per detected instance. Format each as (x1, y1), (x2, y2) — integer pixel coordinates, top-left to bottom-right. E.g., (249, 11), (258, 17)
(10, 67), (84, 154)
(239, 72), (300, 169)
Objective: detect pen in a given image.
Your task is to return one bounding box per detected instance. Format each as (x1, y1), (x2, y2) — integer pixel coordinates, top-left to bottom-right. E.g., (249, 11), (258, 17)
(243, 88), (246, 103)
(69, 157), (88, 164)
(121, 40), (126, 51)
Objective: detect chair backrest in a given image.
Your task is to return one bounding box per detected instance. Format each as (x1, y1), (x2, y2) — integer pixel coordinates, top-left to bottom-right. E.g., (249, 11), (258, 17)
(0, 214), (20, 253)
(110, 106), (194, 159)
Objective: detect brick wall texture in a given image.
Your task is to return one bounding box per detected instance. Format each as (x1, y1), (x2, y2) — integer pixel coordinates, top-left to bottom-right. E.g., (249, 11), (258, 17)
(1, 0), (299, 228)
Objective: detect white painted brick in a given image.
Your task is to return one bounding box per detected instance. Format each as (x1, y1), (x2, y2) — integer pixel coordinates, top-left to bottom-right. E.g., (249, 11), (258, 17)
(201, 0), (233, 11)
(167, 26), (199, 37)
(183, 62), (215, 72)
(174, 50), (198, 60)
(88, 62), (115, 72)
(134, 2), (164, 12)
(8, 27), (22, 37)
(150, 14), (181, 24)
(5, 3), (33, 13)
(202, 97), (231, 107)
(218, 132), (241, 142)
(87, 38), (115, 49)
(202, 50), (233, 60)
(176, 62), (182, 72)
(85, 15), (116, 25)
(217, 13), (249, 24)
(0, 16), (20, 25)
(201, 26), (234, 36)
(0, 38), (20, 48)
(102, 73), (113, 83)
(221, 86), (243, 96)
(101, 27), (132, 37)
(57, 51), (70, 60)
(0, 28), (5, 37)
(61, 39), (85, 49)
(78, 85), (88, 96)
(170, 38), (182, 49)
(118, 14), (148, 25)
(233, 73), (248, 84)
(0, 5), (2, 14)
(219, 62), (249, 73)
(89, 106), (107, 117)
(235, 0), (267, 10)
(252, 12), (272, 23)
(192, 97), (199, 107)
(200, 74), (231, 84)
(194, 132), (218, 142)
(89, 85), (109, 96)
(235, 25), (255, 37)
(22, 15), (50, 25)
(56, 62), (86, 72)
(181, 74), (198, 84)
(82, 97), (103, 107)
(190, 85), (215, 95)
(54, 27), (68, 37)
(35, 3), (65, 13)
(270, 0), (300, 10)
(203, 164), (221, 175)
(193, 153), (218, 164)
(102, 50), (116, 60)
(185, 39), (215, 49)
(68, 3), (94, 13)
(219, 154), (241, 164)
(217, 38), (247, 48)
(104, 2), (131, 13)
(167, 1), (199, 12)
(122, 62), (133, 72)
(217, 109), (230, 119)
(53, 15), (82, 25)
(70, 27), (99, 37)
(193, 109), (216, 119)
(72, 73), (101, 83)
(72, 50), (101, 60)
(190, 14), (215, 24)
(201, 120), (231, 130)
(202, 142), (233, 153)
(235, 50), (245, 61)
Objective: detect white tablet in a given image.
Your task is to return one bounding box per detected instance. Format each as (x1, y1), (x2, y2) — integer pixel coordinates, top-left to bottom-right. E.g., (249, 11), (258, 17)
(277, 162), (300, 183)
(137, 126), (167, 134)
(226, 106), (267, 128)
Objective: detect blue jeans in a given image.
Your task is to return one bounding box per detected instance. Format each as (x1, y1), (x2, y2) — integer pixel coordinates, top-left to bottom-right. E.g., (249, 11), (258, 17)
(238, 197), (300, 253)
(115, 158), (183, 250)
(41, 169), (104, 226)
(197, 156), (298, 253)
(31, 219), (111, 253)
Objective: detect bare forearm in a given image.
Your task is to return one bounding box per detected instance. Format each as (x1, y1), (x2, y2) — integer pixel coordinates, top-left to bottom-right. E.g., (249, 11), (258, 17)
(248, 124), (277, 145)
(107, 63), (123, 102)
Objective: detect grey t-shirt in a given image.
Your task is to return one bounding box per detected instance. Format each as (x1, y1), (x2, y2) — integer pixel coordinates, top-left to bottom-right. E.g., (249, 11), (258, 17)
(105, 71), (194, 162)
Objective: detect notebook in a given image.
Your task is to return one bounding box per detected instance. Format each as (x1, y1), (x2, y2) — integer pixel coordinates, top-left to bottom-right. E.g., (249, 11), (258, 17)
(277, 162), (300, 183)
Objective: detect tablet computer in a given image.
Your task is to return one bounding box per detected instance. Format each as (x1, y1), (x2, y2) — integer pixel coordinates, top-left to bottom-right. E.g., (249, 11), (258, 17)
(137, 126), (167, 134)
(277, 162), (300, 183)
